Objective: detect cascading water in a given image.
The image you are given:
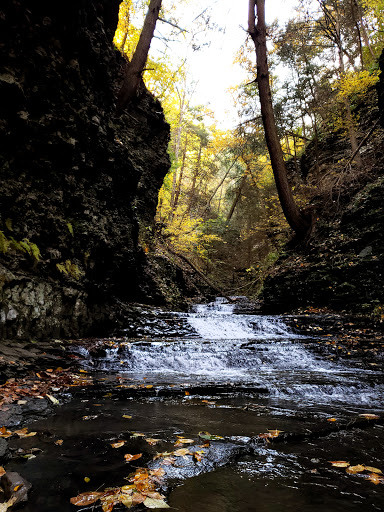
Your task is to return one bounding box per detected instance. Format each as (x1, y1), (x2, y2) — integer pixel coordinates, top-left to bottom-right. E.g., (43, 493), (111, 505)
(87, 298), (384, 409)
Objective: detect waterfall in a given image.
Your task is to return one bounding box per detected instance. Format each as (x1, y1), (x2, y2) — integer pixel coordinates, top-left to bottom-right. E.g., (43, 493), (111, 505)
(81, 298), (384, 408)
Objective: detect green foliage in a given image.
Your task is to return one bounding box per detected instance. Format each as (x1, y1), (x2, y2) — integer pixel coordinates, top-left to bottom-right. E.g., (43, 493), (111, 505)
(67, 222), (74, 236)
(0, 231), (10, 253)
(0, 230), (41, 262)
(56, 260), (85, 280)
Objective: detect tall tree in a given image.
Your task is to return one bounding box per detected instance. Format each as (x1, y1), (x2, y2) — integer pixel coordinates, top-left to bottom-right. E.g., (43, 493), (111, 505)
(116, 0), (162, 113)
(248, 0), (311, 238)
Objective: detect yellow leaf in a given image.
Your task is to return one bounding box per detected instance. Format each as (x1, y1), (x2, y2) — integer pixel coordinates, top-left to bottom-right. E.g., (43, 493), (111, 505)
(122, 415), (132, 419)
(364, 466), (383, 474)
(346, 464), (365, 474)
(174, 437), (194, 446)
(143, 497), (170, 509)
(329, 461), (350, 467)
(173, 448), (192, 457)
(55, 439), (64, 446)
(84, 477), (90, 483)
(145, 438), (161, 446)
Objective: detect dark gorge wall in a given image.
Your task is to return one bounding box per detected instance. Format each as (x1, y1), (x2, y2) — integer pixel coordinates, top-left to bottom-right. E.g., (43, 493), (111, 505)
(262, 59), (384, 317)
(0, 0), (180, 339)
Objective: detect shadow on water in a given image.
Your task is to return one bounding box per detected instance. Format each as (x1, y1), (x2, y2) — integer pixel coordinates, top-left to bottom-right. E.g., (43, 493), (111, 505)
(5, 299), (384, 511)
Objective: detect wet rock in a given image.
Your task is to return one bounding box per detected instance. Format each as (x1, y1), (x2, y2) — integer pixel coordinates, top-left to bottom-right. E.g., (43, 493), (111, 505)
(1, 471), (32, 505)
(149, 442), (247, 482)
(0, 439), (9, 462)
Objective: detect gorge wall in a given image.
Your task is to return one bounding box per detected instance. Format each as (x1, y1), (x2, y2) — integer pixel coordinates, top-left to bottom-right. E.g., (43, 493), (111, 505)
(0, 0), (200, 340)
(262, 59), (384, 317)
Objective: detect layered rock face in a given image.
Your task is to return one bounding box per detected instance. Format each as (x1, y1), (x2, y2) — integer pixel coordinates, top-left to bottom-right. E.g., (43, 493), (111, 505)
(262, 64), (384, 316)
(0, 0), (180, 338)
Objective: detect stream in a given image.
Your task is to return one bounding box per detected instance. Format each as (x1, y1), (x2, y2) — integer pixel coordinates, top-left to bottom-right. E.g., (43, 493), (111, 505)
(5, 298), (384, 511)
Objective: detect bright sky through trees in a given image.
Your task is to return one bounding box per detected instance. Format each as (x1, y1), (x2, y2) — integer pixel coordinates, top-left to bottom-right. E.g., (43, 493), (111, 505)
(162, 0), (298, 129)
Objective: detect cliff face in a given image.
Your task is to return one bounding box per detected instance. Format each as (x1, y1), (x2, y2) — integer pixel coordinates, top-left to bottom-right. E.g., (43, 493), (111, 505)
(262, 55), (384, 317)
(0, 0), (186, 339)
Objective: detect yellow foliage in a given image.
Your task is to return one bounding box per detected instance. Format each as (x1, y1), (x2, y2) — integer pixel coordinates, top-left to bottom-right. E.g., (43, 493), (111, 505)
(336, 70), (380, 100)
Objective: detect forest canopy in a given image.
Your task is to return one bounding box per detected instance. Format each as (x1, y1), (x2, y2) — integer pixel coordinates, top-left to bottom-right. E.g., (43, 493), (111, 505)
(114, 0), (383, 295)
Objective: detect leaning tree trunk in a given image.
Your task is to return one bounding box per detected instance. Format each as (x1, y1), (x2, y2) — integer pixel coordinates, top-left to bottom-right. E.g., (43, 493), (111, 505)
(248, 0), (311, 238)
(116, 0), (162, 113)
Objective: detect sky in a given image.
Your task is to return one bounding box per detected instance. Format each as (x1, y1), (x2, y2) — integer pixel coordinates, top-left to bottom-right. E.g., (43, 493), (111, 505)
(161, 0), (299, 129)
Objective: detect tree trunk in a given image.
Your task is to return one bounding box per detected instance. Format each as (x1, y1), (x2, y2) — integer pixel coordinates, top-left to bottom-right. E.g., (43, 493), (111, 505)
(248, 0), (311, 237)
(335, 14), (362, 168)
(227, 173), (247, 223)
(116, 0), (162, 113)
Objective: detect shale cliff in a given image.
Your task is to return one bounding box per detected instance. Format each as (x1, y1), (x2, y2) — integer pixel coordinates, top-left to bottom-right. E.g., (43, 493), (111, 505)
(0, 0), (197, 339)
(262, 59), (384, 317)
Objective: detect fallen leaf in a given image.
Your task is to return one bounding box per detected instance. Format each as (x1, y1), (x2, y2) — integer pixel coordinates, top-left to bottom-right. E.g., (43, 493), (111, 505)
(267, 429), (284, 437)
(55, 439), (64, 446)
(0, 467), (5, 477)
(160, 457), (176, 466)
(327, 418), (337, 422)
(364, 466), (383, 474)
(150, 468), (165, 478)
(174, 437), (194, 446)
(198, 431), (223, 440)
(367, 472), (384, 485)
(124, 453), (142, 462)
(122, 415), (132, 419)
(46, 394), (59, 405)
(111, 441), (126, 449)
(145, 438), (161, 446)
(346, 464), (366, 474)
(143, 497), (170, 509)
(84, 477), (91, 483)
(131, 432), (145, 438)
(359, 414), (379, 420)
(70, 491), (104, 506)
(0, 496), (16, 512)
(193, 450), (205, 462)
(329, 461), (350, 467)
(173, 448), (192, 457)
(119, 495), (133, 507)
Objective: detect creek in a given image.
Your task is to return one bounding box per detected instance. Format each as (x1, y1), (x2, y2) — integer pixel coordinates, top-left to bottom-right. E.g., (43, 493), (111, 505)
(5, 298), (384, 511)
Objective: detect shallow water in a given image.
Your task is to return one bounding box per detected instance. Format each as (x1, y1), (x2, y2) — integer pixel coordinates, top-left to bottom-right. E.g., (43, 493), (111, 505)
(5, 299), (384, 511)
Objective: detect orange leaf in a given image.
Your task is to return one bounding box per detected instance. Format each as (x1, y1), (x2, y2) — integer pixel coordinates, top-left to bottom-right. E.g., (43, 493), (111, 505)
(110, 441), (126, 449)
(346, 464), (365, 474)
(329, 461), (350, 468)
(0, 466), (6, 477)
(367, 472), (384, 485)
(327, 418), (337, 422)
(124, 453), (142, 462)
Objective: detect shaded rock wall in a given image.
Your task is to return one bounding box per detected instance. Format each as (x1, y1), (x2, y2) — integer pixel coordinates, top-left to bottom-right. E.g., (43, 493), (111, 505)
(263, 66), (384, 316)
(0, 0), (193, 339)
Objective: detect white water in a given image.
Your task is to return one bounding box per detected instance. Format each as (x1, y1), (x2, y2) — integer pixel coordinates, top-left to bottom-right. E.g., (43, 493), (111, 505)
(188, 298), (289, 339)
(88, 298), (384, 408)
